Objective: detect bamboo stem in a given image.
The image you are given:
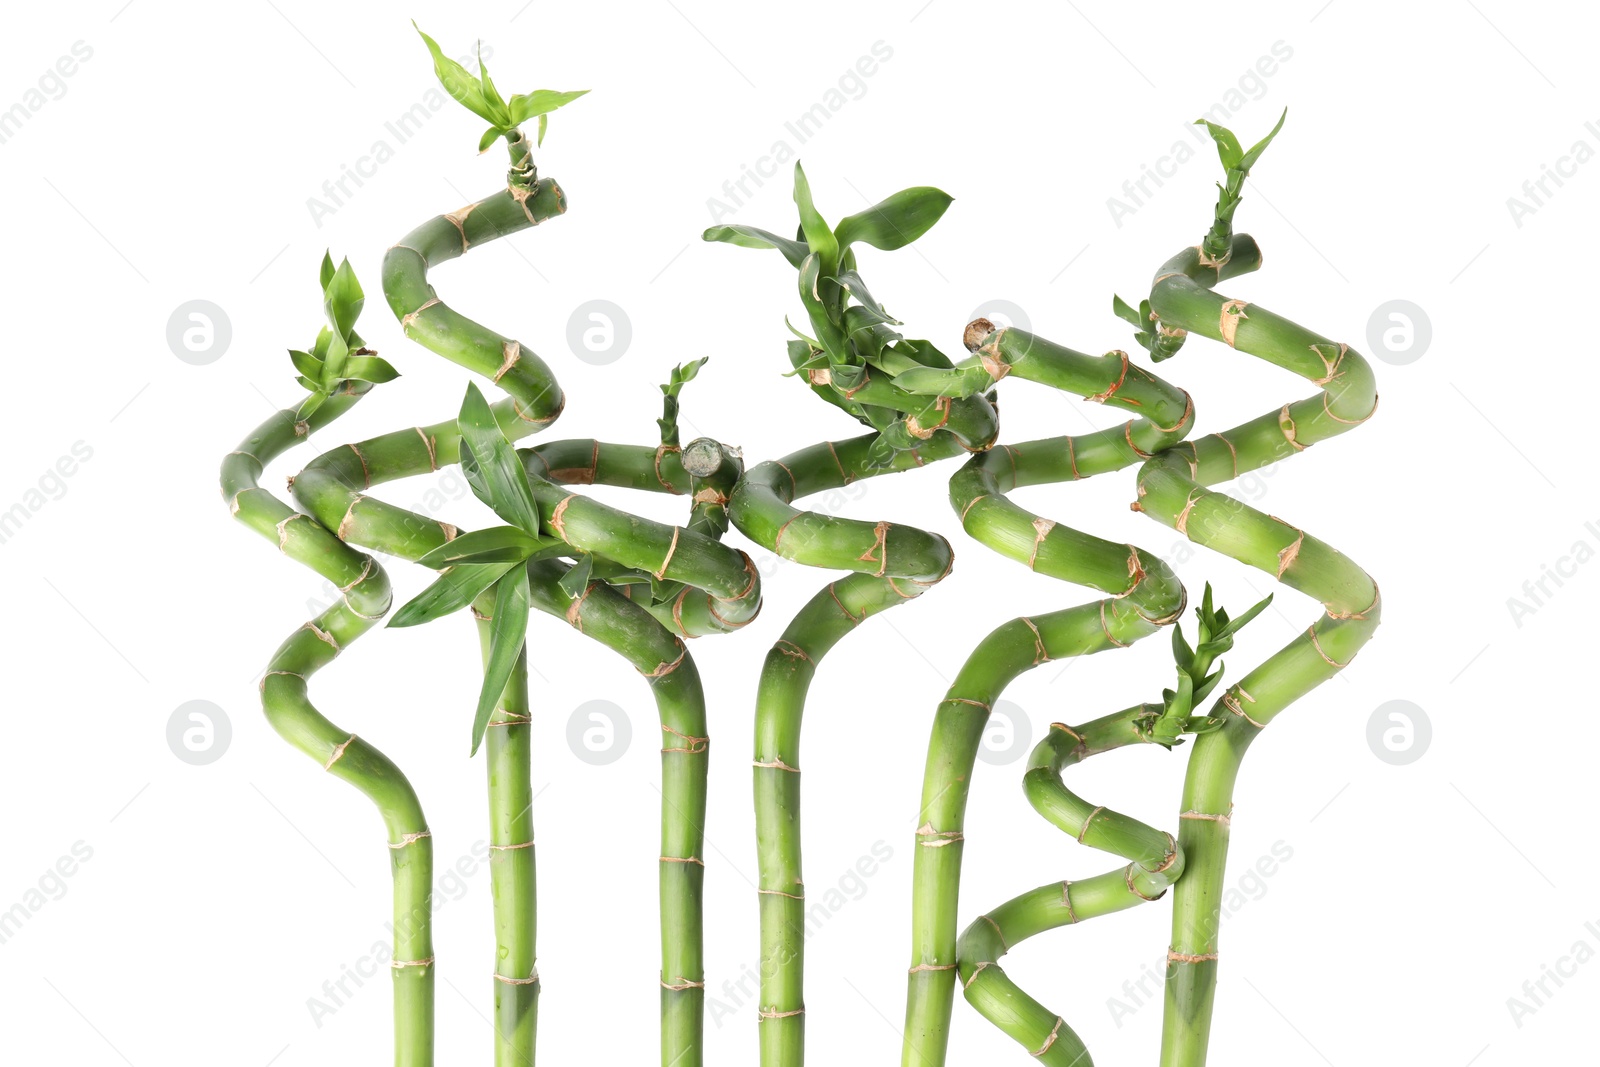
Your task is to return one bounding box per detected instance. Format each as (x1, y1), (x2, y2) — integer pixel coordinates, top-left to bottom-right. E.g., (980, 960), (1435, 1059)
(901, 325), (1193, 1067)
(1135, 236), (1381, 1067)
(730, 430), (968, 1065)
(222, 388), (436, 1067)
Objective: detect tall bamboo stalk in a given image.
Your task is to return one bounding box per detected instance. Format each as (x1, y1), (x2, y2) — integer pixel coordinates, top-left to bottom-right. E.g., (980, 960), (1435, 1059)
(223, 376), (439, 1065)
(1133, 195), (1380, 1067)
(708, 166), (988, 1065)
(357, 38), (760, 1063)
(896, 323), (1202, 1066)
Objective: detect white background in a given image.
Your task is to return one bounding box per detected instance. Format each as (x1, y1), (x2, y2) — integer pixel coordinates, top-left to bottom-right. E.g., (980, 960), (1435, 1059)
(1, 1), (1593, 1064)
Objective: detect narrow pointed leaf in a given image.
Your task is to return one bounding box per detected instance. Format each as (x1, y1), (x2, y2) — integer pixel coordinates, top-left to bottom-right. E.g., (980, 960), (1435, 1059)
(1195, 118), (1244, 170)
(457, 382), (543, 534)
(558, 553), (594, 600)
(1238, 109), (1288, 174)
(1217, 592), (1274, 638)
(471, 567), (530, 755)
(508, 88), (590, 125)
(477, 44), (511, 126)
(791, 163), (838, 268)
(389, 560), (518, 628)
(701, 225), (808, 269)
(323, 258), (364, 341)
(343, 354), (401, 383)
(288, 349), (322, 379)
(415, 526), (551, 569)
(834, 186), (953, 251)
(414, 22), (495, 123)
(319, 251), (335, 290)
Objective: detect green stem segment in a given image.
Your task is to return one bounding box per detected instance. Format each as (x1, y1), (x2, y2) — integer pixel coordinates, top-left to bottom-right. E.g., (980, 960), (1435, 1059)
(1136, 236), (1381, 1067)
(221, 386), (436, 1067)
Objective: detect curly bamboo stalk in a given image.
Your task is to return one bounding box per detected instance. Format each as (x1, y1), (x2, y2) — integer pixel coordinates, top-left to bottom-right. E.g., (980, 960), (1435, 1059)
(363, 97), (755, 1064)
(222, 386), (438, 1066)
(899, 324), (1198, 1067)
(707, 165), (985, 1065)
(956, 708), (1184, 1063)
(292, 410), (749, 1065)
(1133, 232), (1380, 1066)
(731, 430), (968, 1065)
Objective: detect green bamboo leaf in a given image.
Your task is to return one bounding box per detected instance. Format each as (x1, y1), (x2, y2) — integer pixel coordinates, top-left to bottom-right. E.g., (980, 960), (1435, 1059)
(320, 332), (350, 390)
(295, 390), (327, 420)
(834, 186), (953, 251)
(478, 125), (504, 153)
(834, 270), (900, 325)
(1237, 109), (1287, 175)
(558, 553), (593, 600)
(477, 44), (512, 127)
(472, 567), (530, 755)
(701, 224), (808, 269)
(1111, 294), (1146, 330)
(1194, 118), (1244, 170)
(323, 257), (364, 341)
(1216, 592), (1274, 638)
(389, 560), (519, 628)
(457, 383), (543, 534)
(537, 114), (548, 146)
(791, 163), (839, 269)
(415, 526), (552, 569)
(288, 349), (322, 379)
(896, 338), (955, 370)
(319, 250), (335, 290)
(311, 326), (333, 360)
(1171, 625), (1195, 672)
(294, 375), (319, 392)
(343, 354), (401, 383)
(459, 438), (491, 506)
(508, 88), (590, 125)
(414, 22), (496, 124)
(1193, 668), (1224, 706)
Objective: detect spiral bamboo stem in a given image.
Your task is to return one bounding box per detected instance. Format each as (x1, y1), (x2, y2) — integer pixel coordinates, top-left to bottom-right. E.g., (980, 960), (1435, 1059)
(222, 387), (438, 1066)
(1132, 235), (1380, 1067)
(899, 324), (1198, 1066)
